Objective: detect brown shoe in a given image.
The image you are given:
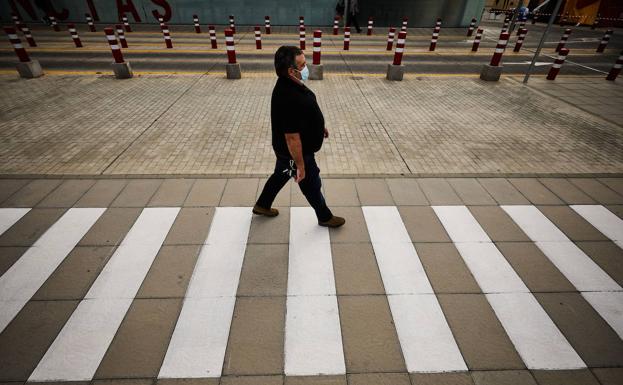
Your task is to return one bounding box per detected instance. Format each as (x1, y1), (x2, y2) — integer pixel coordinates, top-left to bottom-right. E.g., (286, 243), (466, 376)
(252, 204), (279, 217)
(318, 215), (346, 228)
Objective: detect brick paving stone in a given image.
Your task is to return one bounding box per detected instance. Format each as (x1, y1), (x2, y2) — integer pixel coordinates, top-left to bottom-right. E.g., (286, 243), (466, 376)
(477, 178), (530, 205)
(470, 370), (536, 385)
(338, 296), (406, 373)
(591, 368), (623, 385)
(534, 293), (623, 367)
(507, 179), (564, 205)
(184, 179), (227, 206)
(36, 179), (95, 208)
(222, 297), (285, 375)
(94, 298), (182, 379)
(538, 178), (595, 205)
(74, 180), (128, 208)
(412, 372), (475, 385)
(237, 244), (288, 297)
(31, 246), (115, 301)
(136, 245), (201, 299)
(437, 294), (525, 370)
(568, 178), (623, 204)
(1, 180), (62, 207)
(530, 369), (600, 385)
(0, 246), (27, 276)
(0, 300), (79, 381)
(0, 179), (30, 204)
(385, 178), (429, 205)
(348, 373), (411, 385)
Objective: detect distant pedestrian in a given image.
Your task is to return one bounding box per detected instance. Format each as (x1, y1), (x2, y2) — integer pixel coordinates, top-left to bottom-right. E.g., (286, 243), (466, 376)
(34, 0), (52, 25)
(347, 0), (362, 33)
(254, 46), (345, 228)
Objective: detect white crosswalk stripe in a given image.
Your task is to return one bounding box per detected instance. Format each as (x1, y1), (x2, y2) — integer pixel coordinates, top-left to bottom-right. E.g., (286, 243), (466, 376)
(434, 205), (586, 370)
(0, 208), (104, 334)
(363, 206), (467, 373)
(285, 207), (345, 375)
(1, 203), (622, 379)
(502, 205), (621, 292)
(159, 207), (252, 378)
(0, 208), (30, 235)
(28, 207), (179, 382)
(570, 205), (623, 249)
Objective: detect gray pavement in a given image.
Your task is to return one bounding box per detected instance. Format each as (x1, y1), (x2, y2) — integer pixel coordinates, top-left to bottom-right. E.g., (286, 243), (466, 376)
(0, 73), (621, 176)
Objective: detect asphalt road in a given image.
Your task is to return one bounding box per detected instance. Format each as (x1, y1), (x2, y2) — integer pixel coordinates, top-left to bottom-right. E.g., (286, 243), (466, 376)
(1, 21), (621, 76)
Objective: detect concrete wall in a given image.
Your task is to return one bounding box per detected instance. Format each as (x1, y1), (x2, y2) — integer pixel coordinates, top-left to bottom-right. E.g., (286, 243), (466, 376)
(2, 0), (486, 27)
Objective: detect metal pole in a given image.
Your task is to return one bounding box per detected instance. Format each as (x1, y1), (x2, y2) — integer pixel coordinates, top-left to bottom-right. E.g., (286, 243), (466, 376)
(523, 0), (563, 84)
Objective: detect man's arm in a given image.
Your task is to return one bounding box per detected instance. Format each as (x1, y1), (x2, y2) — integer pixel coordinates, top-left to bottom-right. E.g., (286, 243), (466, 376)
(285, 133), (305, 183)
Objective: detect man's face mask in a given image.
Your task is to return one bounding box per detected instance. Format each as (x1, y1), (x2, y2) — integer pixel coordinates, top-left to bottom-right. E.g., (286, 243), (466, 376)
(295, 65), (309, 82)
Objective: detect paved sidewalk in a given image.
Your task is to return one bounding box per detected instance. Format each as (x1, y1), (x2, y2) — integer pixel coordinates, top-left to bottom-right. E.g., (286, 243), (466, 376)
(0, 176), (622, 385)
(1, 74), (622, 176)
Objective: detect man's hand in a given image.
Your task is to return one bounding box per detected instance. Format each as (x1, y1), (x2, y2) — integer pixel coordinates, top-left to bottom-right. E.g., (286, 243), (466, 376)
(295, 167), (306, 183)
(324, 127), (329, 138)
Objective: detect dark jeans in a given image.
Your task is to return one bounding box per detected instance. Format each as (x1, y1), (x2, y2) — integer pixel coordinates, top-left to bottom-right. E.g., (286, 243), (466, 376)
(256, 154), (333, 222)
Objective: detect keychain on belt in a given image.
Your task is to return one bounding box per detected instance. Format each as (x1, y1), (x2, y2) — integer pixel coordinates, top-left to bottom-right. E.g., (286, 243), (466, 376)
(282, 159), (296, 178)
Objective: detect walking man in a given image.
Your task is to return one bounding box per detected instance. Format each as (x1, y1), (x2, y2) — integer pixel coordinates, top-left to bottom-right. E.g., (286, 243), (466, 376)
(253, 46), (345, 228)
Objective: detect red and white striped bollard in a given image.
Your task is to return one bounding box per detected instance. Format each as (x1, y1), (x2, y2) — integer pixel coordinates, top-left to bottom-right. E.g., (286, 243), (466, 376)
(393, 30), (406, 65)
(105, 27), (124, 63)
(429, 18), (441, 51)
(367, 17), (373, 35)
(606, 50), (623, 81)
(343, 27), (350, 50)
(161, 23), (172, 48)
(122, 15), (131, 32)
(50, 15), (59, 31)
(225, 28), (236, 64)
(300, 26), (306, 50)
(313, 30), (322, 65)
(229, 15), (235, 34)
(265, 16), (271, 34)
(502, 17), (509, 32)
(11, 13), (20, 26)
(255, 26), (262, 49)
(513, 28), (527, 52)
(555, 28), (571, 52)
(20, 24), (36, 47)
(596, 30), (612, 53)
(158, 17), (164, 29)
(85, 13), (96, 32)
(115, 24), (128, 48)
(490, 32), (509, 66)
(386, 27), (395, 51)
(467, 17), (476, 36)
(401, 17), (408, 32)
(68, 23), (83, 47)
(4, 26), (30, 62)
(193, 15), (201, 33)
(299, 16), (304, 30)
(546, 47), (569, 80)
(333, 16), (339, 35)
(471, 28), (483, 51)
(209, 25), (217, 48)
(4, 25), (43, 77)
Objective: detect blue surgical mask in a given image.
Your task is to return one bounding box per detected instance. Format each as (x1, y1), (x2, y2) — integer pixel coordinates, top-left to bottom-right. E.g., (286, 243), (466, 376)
(299, 65), (309, 81)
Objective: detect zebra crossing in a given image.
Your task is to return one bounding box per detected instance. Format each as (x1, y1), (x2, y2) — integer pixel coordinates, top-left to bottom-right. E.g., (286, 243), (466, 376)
(0, 203), (622, 381)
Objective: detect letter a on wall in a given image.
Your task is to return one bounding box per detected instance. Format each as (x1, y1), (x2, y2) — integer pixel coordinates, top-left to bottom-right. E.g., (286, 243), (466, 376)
(116, 0), (142, 22)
